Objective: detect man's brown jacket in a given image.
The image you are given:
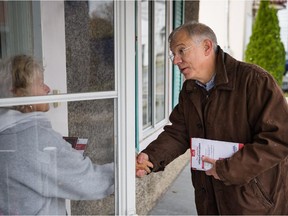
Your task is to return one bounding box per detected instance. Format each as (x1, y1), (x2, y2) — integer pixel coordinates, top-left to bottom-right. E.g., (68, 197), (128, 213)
(142, 46), (288, 214)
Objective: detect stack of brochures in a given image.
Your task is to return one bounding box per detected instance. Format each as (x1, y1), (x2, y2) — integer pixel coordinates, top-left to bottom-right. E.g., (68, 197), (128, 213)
(191, 138), (244, 171)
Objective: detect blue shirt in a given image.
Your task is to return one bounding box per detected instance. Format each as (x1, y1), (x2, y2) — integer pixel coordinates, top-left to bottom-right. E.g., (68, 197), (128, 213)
(195, 73), (216, 91)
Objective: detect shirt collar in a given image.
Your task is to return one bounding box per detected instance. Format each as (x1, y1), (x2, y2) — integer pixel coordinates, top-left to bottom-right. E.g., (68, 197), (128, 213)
(195, 73), (216, 91)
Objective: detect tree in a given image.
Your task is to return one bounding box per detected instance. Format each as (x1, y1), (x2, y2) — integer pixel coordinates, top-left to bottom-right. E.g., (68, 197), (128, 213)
(245, 0), (285, 86)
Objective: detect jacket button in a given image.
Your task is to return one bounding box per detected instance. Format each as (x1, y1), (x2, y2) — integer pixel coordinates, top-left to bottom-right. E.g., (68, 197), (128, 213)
(201, 188), (206, 193)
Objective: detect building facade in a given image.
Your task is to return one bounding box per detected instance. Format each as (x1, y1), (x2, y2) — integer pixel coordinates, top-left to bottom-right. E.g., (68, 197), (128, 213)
(0, 1), (191, 215)
(1, 0), (286, 215)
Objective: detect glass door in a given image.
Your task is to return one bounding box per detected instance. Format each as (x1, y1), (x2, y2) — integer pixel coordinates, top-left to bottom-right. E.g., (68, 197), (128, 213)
(0, 1), (130, 215)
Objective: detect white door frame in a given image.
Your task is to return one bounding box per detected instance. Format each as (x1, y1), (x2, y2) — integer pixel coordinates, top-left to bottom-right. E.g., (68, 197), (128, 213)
(115, 1), (137, 215)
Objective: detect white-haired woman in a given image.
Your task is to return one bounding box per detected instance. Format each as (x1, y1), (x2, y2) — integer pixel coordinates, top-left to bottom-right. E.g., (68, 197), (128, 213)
(0, 55), (114, 215)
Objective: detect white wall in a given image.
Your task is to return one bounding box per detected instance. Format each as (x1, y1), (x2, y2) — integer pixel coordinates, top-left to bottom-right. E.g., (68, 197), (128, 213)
(199, 0), (253, 61)
(278, 7), (288, 52)
(40, 1), (68, 136)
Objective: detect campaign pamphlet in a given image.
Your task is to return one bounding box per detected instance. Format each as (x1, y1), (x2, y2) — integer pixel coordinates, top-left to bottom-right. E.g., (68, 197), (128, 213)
(63, 136), (88, 154)
(190, 138), (244, 171)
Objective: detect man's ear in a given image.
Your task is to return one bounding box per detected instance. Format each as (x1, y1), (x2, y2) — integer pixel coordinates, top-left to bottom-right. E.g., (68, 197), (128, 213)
(203, 39), (213, 55)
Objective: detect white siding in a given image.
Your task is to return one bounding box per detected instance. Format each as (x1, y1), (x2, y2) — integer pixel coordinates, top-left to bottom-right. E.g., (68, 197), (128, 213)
(199, 0), (253, 61)
(278, 7), (288, 52)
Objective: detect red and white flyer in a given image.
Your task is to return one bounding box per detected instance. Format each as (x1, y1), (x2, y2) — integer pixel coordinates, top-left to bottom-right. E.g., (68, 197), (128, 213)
(190, 138), (244, 171)
(63, 136), (88, 155)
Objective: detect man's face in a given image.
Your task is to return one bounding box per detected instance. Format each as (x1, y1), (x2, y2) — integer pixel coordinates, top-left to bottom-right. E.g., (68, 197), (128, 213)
(169, 30), (208, 83)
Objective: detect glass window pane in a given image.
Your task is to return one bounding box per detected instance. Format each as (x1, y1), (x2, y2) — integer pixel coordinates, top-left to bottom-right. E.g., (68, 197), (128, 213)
(0, 99), (115, 215)
(141, 0), (152, 129)
(67, 99), (115, 164)
(64, 1), (115, 93)
(154, 0), (166, 123)
(0, 1), (34, 59)
(66, 99), (115, 215)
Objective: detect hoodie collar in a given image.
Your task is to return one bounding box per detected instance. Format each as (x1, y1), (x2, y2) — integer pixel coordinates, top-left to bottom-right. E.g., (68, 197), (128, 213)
(0, 108), (48, 133)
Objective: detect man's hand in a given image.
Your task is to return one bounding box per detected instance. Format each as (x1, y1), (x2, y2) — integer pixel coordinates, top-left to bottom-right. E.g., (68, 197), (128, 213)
(202, 156), (220, 180)
(136, 152), (154, 178)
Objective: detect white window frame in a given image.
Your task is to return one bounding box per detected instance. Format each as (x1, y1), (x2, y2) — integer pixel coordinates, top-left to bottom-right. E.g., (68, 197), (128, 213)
(115, 1), (137, 215)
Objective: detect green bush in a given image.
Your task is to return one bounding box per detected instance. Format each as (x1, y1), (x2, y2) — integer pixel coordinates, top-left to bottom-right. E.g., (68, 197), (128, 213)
(245, 0), (285, 86)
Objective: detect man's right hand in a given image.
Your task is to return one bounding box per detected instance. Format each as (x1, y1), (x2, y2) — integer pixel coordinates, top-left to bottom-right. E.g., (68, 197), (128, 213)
(136, 152), (154, 178)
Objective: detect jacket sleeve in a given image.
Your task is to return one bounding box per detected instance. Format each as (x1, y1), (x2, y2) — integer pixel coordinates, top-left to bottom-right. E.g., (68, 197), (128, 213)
(217, 68), (288, 185)
(142, 85), (190, 172)
(38, 128), (114, 200)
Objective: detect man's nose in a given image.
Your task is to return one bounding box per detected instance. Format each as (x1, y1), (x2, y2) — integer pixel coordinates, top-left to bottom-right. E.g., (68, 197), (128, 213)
(173, 54), (182, 65)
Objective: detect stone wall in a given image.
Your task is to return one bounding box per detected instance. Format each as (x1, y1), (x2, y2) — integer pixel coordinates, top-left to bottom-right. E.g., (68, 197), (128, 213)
(136, 150), (190, 215)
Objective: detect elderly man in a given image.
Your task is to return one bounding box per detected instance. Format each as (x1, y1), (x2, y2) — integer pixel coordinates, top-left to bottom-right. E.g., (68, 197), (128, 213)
(136, 21), (288, 215)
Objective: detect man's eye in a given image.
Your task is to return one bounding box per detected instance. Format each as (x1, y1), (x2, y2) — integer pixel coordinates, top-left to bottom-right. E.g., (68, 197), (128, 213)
(179, 49), (184, 55)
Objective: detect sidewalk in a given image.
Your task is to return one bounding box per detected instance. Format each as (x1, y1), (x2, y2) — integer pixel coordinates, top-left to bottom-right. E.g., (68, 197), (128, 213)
(148, 163), (197, 215)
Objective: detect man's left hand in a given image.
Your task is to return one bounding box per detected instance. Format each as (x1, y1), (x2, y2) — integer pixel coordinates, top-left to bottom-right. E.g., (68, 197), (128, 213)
(202, 156), (220, 180)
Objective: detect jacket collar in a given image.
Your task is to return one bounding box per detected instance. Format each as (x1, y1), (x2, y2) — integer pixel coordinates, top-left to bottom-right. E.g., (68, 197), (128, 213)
(186, 45), (238, 92)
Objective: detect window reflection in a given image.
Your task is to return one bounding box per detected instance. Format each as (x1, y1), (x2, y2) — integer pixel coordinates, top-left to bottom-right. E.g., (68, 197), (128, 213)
(65, 99), (115, 215)
(141, 0), (152, 129)
(154, 0), (166, 123)
(65, 1), (114, 93)
(141, 0), (166, 129)
(67, 99), (114, 164)
(64, 2), (116, 214)
(0, 1), (35, 59)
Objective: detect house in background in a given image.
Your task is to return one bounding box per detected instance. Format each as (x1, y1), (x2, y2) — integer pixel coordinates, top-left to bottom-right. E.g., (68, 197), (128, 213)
(0, 0), (287, 215)
(198, 0), (287, 61)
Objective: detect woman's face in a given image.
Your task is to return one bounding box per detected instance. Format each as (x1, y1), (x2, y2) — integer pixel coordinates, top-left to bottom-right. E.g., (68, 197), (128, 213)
(27, 72), (51, 112)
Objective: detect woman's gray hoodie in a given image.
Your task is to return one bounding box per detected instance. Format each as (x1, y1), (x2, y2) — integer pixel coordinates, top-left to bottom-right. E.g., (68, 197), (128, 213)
(0, 108), (114, 215)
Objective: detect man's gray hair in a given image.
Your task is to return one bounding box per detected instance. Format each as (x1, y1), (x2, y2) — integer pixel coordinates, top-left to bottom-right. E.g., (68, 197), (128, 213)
(168, 21), (218, 51)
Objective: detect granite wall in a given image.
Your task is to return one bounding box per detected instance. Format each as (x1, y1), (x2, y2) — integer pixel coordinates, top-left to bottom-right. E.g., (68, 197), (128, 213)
(136, 151), (190, 215)
(64, 1), (115, 215)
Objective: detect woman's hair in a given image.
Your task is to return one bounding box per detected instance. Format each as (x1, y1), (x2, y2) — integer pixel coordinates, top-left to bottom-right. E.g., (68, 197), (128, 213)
(168, 21), (218, 52)
(0, 55), (44, 98)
